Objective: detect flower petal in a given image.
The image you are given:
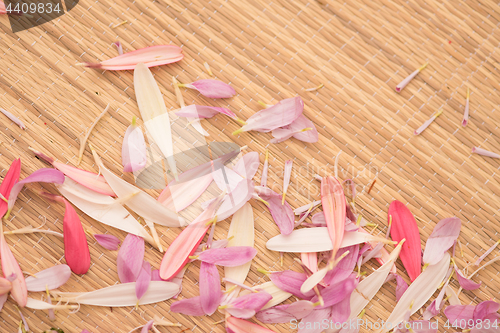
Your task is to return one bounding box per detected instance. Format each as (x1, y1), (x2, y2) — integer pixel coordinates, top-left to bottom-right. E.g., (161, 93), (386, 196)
(226, 292), (273, 319)
(312, 275), (357, 309)
(197, 247), (257, 267)
(215, 179), (255, 222)
(226, 316), (277, 333)
(323, 245), (359, 286)
(185, 79), (236, 99)
(199, 262), (222, 315)
(175, 104), (236, 119)
(170, 296), (206, 316)
(444, 305), (475, 324)
(267, 270), (314, 299)
(282, 160), (293, 204)
(122, 118), (147, 173)
(289, 114), (318, 143)
(0, 225), (27, 306)
(94, 234), (120, 251)
(298, 307), (332, 333)
(330, 296), (351, 324)
(473, 300), (500, 320)
(117, 234), (145, 283)
(259, 188), (295, 235)
(83, 45), (183, 70)
(0, 159), (21, 218)
(414, 110), (443, 135)
(0, 108), (26, 129)
(233, 152), (260, 180)
(423, 217), (461, 266)
(472, 147), (500, 158)
(136, 261), (152, 300)
(455, 266), (481, 290)
(395, 274), (409, 302)
(255, 300), (315, 323)
(389, 200), (422, 281)
(462, 88), (470, 127)
(25, 265), (71, 292)
(233, 97), (304, 134)
(321, 176), (346, 259)
(395, 63), (427, 92)
(261, 150), (269, 187)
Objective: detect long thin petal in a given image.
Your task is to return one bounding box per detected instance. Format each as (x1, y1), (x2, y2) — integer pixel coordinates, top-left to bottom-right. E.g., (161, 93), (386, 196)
(93, 148), (184, 227)
(423, 217), (461, 266)
(226, 316), (277, 333)
(445, 285), (461, 306)
(83, 45), (183, 70)
(134, 62), (178, 179)
(321, 176), (346, 259)
(414, 110), (443, 135)
(234, 97), (304, 134)
(7, 168), (65, 216)
(225, 203), (255, 288)
(197, 247), (257, 267)
(255, 301), (315, 323)
(175, 104), (236, 119)
(261, 149), (269, 187)
(472, 147), (500, 158)
(185, 79), (235, 99)
(301, 253), (318, 273)
(199, 262), (221, 315)
(395, 63), (427, 92)
(25, 265), (71, 292)
(0, 224), (27, 306)
(0, 108), (26, 129)
(289, 114), (318, 143)
(159, 195), (223, 280)
(0, 159), (21, 218)
(170, 296), (206, 316)
(282, 160), (293, 204)
(259, 188), (295, 235)
(389, 200), (422, 281)
(462, 88), (470, 126)
(135, 261), (152, 300)
(117, 234), (145, 283)
(475, 239), (500, 266)
(382, 253), (451, 332)
(94, 234), (120, 250)
(51, 281), (179, 306)
(31, 149), (115, 196)
(311, 275), (357, 309)
(56, 178), (154, 245)
(266, 228), (394, 253)
(238, 281), (292, 309)
(267, 270), (314, 299)
(226, 292), (272, 319)
(122, 119), (147, 173)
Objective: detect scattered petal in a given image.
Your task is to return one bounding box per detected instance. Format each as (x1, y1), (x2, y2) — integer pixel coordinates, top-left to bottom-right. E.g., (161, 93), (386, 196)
(259, 188), (295, 235)
(25, 265), (71, 292)
(282, 160), (293, 204)
(226, 316), (277, 333)
(423, 217), (461, 266)
(324, 245), (359, 285)
(0, 223), (27, 307)
(298, 307), (332, 333)
(473, 300), (500, 320)
(414, 110), (443, 135)
(199, 262), (221, 315)
(444, 305), (475, 324)
(136, 261), (152, 301)
(462, 88), (470, 127)
(321, 175), (346, 260)
(256, 300), (315, 323)
(454, 265), (481, 290)
(170, 296), (206, 316)
(0, 159), (21, 218)
(395, 62), (427, 92)
(266, 270), (314, 299)
(175, 104), (236, 119)
(472, 147), (500, 158)
(311, 275), (357, 309)
(180, 79), (236, 99)
(475, 239), (500, 266)
(0, 108), (26, 129)
(94, 234), (120, 251)
(114, 41), (123, 55)
(117, 234), (145, 283)
(395, 274), (409, 302)
(261, 149), (269, 187)
(122, 117), (147, 172)
(225, 291), (273, 318)
(196, 246), (257, 267)
(77, 104), (110, 165)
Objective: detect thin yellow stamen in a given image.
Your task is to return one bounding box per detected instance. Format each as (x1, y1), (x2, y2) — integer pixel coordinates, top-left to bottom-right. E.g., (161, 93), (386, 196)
(300, 127), (313, 132)
(132, 116), (137, 127)
(235, 117), (247, 125)
(232, 128), (244, 136)
(418, 62), (429, 71)
(466, 87), (470, 100)
(0, 194), (8, 203)
(257, 101), (271, 108)
(257, 268), (269, 275)
(282, 191), (287, 205)
(358, 309), (366, 319)
(111, 20), (128, 28)
(422, 263), (430, 272)
(224, 285), (237, 294)
(356, 215), (362, 226)
(434, 109), (444, 118)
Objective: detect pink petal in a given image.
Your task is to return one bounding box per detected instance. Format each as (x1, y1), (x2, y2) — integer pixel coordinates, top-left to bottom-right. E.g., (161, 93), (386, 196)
(259, 188), (295, 235)
(233, 152), (260, 179)
(226, 292), (273, 319)
(159, 195), (222, 280)
(323, 245), (359, 285)
(0, 108), (26, 129)
(186, 79), (236, 99)
(215, 179), (255, 222)
(462, 89), (470, 127)
(444, 305), (475, 324)
(82, 45), (184, 70)
(175, 105), (236, 119)
(298, 307), (332, 333)
(0, 1), (6, 14)
(289, 115), (319, 143)
(330, 296), (351, 323)
(0, 277), (12, 295)
(475, 240), (500, 266)
(472, 147), (500, 158)
(270, 128), (298, 144)
(395, 274), (409, 302)
(395, 68), (421, 92)
(226, 316), (277, 333)
(0, 228), (27, 306)
(255, 300), (315, 323)
(233, 97), (304, 134)
(140, 320), (154, 333)
(7, 168), (65, 217)
(114, 41), (123, 55)
(267, 270), (315, 299)
(169, 265), (188, 298)
(117, 234), (145, 283)
(199, 262), (222, 315)
(0, 159), (21, 218)
(122, 120), (147, 173)
(422, 217), (461, 266)
(455, 266), (481, 290)
(282, 160), (293, 204)
(310, 212), (327, 226)
(94, 234), (120, 251)
(321, 176), (346, 259)
(135, 261), (152, 300)
(0, 293), (7, 312)
(31, 150), (115, 196)
(261, 150), (269, 187)
(196, 247), (257, 267)
(414, 110), (443, 135)
(58, 198), (90, 274)
(311, 275), (357, 309)
(473, 300), (500, 320)
(25, 265), (71, 292)
(423, 300), (441, 321)
(170, 296), (206, 316)
(301, 253), (318, 273)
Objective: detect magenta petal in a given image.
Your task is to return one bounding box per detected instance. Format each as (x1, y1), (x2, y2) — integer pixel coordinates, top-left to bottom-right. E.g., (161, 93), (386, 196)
(312, 275), (357, 309)
(197, 247), (257, 267)
(117, 234), (145, 283)
(324, 245), (359, 285)
(94, 234), (121, 251)
(233, 152), (260, 179)
(310, 212), (327, 227)
(175, 105), (236, 119)
(259, 189), (295, 235)
(7, 168), (65, 214)
(151, 269), (163, 281)
(189, 79), (236, 99)
(289, 115), (318, 143)
(255, 300), (315, 324)
(395, 274), (409, 302)
(226, 292), (273, 319)
(473, 300), (500, 320)
(25, 264), (72, 292)
(455, 267), (481, 290)
(268, 270), (314, 299)
(199, 262), (221, 315)
(444, 305), (475, 324)
(423, 300), (441, 321)
(170, 296), (206, 316)
(140, 320), (154, 333)
(298, 307), (332, 333)
(135, 261), (152, 300)
(122, 122), (147, 173)
(422, 217), (461, 266)
(330, 296), (351, 323)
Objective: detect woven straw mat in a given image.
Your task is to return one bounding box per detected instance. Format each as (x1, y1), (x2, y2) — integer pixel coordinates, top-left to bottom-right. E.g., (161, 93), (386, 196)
(0, 0), (499, 332)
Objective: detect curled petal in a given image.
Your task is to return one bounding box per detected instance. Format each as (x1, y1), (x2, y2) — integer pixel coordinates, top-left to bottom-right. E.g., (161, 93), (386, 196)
(94, 234), (120, 251)
(122, 119), (147, 172)
(324, 245), (359, 286)
(140, 320), (154, 333)
(199, 262), (221, 315)
(25, 265), (72, 292)
(288, 114), (318, 143)
(117, 234), (145, 283)
(455, 266), (481, 290)
(414, 110), (443, 135)
(0, 108), (26, 129)
(225, 292), (273, 319)
(395, 62), (427, 92)
(0, 227), (27, 307)
(423, 217), (461, 266)
(462, 88), (470, 127)
(182, 79), (236, 99)
(311, 275), (357, 309)
(196, 246), (257, 267)
(472, 147), (500, 158)
(170, 296), (206, 316)
(114, 41), (123, 55)
(82, 45), (183, 70)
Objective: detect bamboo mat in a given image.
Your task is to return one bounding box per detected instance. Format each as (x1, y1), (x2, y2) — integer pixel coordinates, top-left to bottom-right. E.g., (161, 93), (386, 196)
(0, 0), (499, 331)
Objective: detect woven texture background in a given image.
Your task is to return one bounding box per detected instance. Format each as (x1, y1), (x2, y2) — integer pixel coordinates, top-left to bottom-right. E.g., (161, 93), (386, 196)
(0, 0), (499, 331)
